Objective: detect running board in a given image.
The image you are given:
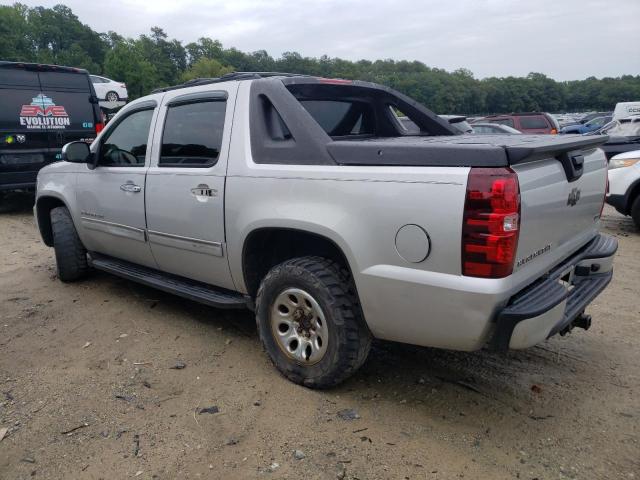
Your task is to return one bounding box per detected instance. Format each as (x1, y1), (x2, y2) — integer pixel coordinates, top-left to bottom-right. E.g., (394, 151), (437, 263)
(89, 253), (248, 309)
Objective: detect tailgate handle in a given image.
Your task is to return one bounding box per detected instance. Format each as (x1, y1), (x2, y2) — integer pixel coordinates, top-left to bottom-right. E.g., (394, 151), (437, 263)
(556, 151), (584, 183)
(571, 154), (584, 168)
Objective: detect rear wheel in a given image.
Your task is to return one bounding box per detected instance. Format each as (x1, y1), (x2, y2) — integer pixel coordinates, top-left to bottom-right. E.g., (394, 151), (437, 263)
(631, 195), (640, 229)
(50, 206), (88, 282)
(256, 256), (371, 388)
(105, 91), (119, 102)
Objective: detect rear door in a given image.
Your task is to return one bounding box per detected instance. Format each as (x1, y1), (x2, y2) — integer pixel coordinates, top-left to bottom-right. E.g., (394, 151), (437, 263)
(38, 70), (99, 153)
(144, 85), (237, 290)
(0, 67), (50, 185)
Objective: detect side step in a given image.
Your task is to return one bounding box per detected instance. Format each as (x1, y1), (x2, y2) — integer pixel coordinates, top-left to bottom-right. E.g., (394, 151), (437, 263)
(89, 253), (248, 310)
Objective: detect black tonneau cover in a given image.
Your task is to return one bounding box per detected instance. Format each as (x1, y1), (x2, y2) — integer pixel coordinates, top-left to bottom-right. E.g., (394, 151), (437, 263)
(328, 134), (609, 169)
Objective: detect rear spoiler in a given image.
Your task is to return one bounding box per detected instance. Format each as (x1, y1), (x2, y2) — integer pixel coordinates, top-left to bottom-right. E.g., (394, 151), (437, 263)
(505, 135), (609, 164)
(506, 135), (609, 182)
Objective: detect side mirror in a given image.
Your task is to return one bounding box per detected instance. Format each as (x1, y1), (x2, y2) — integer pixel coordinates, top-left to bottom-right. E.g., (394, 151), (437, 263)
(61, 141), (91, 163)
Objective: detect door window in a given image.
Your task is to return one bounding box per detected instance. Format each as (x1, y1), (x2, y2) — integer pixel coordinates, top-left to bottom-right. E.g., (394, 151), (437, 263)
(98, 109), (153, 167)
(159, 100), (226, 167)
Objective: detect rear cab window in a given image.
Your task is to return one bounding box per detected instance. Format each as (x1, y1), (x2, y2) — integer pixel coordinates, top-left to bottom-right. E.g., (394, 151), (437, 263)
(284, 81), (455, 140)
(297, 100), (375, 138)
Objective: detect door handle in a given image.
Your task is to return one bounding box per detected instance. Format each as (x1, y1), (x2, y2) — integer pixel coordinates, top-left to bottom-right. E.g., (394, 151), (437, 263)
(120, 183), (142, 193)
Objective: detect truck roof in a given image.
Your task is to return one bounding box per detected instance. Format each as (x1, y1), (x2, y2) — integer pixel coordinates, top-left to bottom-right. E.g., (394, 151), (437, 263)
(0, 61), (89, 74)
(152, 71), (311, 93)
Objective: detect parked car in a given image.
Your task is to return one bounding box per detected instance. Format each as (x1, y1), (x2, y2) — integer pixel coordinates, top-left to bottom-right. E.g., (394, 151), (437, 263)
(483, 112), (559, 134)
(606, 149), (640, 228)
(560, 115), (612, 134)
(0, 61), (103, 201)
(590, 115), (640, 159)
(399, 115), (473, 134)
(613, 101), (640, 121)
(470, 122), (522, 134)
(34, 72), (616, 388)
(578, 112), (611, 124)
(90, 75), (128, 102)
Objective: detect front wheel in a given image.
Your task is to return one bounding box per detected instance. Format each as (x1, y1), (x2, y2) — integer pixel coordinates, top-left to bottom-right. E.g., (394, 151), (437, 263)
(256, 256), (372, 388)
(50, 206), (88, 282)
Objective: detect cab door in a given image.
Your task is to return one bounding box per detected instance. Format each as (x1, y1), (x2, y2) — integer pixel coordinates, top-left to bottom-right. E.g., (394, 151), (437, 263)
(145, 86), (236, 290)
(76, 101), (159, 268)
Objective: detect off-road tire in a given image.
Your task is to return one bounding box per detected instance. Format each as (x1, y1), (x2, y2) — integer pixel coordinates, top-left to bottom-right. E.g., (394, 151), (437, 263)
(50, 206), (88, 282)
(631, 195), (640, 230)
(256, 256), (372, 388)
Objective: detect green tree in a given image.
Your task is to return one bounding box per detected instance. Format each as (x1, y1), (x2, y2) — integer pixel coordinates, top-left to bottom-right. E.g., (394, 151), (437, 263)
(104, 41), (158, 99)
(2, 4), (639, 112)
(181, 57), (233, 82)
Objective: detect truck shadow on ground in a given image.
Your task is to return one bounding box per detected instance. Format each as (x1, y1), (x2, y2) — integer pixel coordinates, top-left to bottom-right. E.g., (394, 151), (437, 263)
(95, 268), (600, 423)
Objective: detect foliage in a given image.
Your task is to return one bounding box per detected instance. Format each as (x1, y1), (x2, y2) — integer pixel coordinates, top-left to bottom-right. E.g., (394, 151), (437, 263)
(181, 58), (233, 82)
(1, 3), (639, 113)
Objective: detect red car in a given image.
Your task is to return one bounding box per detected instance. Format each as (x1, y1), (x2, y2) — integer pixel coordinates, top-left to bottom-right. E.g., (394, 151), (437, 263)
(480, 112), (559, 134)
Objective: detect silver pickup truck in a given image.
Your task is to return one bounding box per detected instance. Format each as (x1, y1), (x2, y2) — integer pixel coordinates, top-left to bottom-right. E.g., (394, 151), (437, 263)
(34, 72), (617, 388)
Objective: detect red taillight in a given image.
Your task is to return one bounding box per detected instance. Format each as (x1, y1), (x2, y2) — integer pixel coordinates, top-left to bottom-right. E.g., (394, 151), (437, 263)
(95, 122), (104, 134)
(462, 168), (520, 278)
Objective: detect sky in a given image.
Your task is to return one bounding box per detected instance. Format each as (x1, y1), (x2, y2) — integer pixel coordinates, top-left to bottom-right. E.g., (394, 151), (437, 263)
(17, 0), (640, 81)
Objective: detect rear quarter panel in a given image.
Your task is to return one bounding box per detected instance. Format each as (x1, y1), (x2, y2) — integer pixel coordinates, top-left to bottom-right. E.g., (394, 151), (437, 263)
(225, 82), (513, 350)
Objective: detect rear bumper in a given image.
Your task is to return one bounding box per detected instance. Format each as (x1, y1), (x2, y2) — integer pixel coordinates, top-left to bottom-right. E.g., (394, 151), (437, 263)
(489, 233), (617, 350)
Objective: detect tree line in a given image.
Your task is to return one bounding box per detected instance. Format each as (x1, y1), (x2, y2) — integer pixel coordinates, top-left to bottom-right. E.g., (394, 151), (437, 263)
(1, 3), (639, 115)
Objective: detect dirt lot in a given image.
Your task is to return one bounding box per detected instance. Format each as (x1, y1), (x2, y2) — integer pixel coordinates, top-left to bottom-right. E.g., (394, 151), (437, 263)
(0, 198), (638, 480)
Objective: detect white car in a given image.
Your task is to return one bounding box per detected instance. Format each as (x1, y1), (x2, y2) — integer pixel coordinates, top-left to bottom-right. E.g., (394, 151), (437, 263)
(606, 149), (640, 228)
(613, 101), (640, 121)
(90, 75), (128, 102)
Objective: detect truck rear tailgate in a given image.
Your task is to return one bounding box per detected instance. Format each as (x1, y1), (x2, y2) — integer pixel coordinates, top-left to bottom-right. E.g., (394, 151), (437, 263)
(506, 137), (609, 278)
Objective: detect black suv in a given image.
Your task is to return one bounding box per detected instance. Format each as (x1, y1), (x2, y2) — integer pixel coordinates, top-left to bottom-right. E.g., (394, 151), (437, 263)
(0, 62), (102, 199)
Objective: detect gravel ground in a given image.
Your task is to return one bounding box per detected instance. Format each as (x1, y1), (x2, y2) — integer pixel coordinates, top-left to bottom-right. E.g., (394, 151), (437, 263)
(0, 198), (638, 480)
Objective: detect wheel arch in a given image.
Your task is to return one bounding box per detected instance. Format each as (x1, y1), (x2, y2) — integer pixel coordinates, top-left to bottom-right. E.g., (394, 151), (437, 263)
(36, 195), (70, 246)
(241, 227), (357, 299)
